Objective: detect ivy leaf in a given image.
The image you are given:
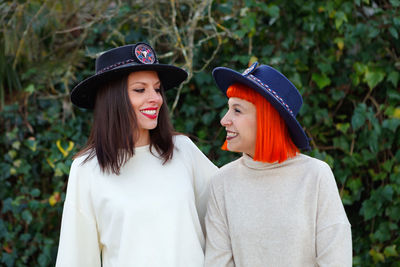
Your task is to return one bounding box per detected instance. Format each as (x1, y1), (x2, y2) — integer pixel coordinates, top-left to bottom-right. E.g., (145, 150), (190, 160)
(381, 185), (394, 202)
(334, 37), (344, 50)
(382, 118), (400, 132)
(364, 69), (385, 89)
(389, 26), (399, 39)
(334, 11), (348, 29)
(353, 62), (367, 75)
(312, 73), (331, 89)
(384, 245), (398, 257)
(351, 104), (366, 131)
(267, 5), (280, 19)
(21, 210), (33, 224)
(387, 71), (400, 87)
(336, 122), (350, 133)
(361, 199), (378, 220)
(389, 0), (400, 7)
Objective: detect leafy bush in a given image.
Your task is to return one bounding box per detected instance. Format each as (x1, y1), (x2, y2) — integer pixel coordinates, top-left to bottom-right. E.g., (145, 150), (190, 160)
(1, 0), (399, 266)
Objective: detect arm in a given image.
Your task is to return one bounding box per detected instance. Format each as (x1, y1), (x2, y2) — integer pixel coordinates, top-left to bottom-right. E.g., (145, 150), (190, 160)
(316, 224), (352, 267)
(316, 163), (352, 267)
(204, 180), (235, 267)
(178, 136), (218, 231)
(55, 159), (102, 267)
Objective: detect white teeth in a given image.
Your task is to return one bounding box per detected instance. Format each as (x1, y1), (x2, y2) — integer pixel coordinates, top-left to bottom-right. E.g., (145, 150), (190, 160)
(227, 132), (238, 137)
(141, 110), (156, 115)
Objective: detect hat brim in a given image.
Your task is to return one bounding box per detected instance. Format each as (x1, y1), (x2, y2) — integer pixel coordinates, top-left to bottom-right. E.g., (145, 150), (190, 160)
(212, 67), (309, 150)
(71, 63), (187, 109)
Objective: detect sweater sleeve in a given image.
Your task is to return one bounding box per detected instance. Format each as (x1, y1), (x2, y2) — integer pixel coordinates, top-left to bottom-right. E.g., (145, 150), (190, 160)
(177, 135), (218, 231)
(204, 179), (234, 267)
(56, 158), (102, 267)
(316, 163), (352, 267)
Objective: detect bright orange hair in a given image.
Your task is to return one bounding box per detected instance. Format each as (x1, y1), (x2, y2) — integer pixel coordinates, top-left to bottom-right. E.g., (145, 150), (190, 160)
(222, 83), (299, 163)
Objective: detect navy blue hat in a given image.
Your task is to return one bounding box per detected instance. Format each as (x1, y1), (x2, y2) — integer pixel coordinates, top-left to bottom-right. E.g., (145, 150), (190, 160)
(71, 42), (188, 109)
(212, 62), (310, 150)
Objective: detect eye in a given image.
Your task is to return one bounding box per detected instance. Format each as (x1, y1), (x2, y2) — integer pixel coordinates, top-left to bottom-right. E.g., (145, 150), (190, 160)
(133, 89), (145, 93)
(155, 88), (162, 93)
(234, 108), (241, 113)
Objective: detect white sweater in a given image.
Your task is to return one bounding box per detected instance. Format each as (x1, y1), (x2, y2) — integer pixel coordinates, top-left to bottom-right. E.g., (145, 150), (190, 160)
(56, 135), (218, 267)
(205, 153), (352, 267)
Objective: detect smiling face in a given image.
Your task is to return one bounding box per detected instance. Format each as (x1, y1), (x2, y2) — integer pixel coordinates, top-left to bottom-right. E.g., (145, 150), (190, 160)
(127, 70), (163, 146)
(220, 97), (257, 157)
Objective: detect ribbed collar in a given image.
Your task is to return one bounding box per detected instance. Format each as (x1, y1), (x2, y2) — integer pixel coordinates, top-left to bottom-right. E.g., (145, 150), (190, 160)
(241, 153), (300, 170)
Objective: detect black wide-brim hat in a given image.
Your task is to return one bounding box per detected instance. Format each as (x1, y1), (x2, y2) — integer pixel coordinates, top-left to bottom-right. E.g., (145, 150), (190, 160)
(71, 43), (188, 109)
(212, 62), (310, 150)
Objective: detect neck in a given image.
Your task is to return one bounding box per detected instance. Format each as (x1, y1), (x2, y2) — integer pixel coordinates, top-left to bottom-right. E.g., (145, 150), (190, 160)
(135, 129), (150, 147)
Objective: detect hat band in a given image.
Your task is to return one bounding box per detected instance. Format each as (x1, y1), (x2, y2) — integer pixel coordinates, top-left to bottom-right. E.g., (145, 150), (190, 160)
(248, 74), (294, 116)
(96, 59), (136, 74)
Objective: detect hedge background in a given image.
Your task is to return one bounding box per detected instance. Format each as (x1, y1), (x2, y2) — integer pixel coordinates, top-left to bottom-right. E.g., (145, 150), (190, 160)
(1, 0), (399, 266)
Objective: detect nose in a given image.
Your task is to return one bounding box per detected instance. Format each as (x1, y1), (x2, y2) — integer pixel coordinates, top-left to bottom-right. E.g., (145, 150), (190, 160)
(220, 110), (231, 127)
(148, 87), (162, 103)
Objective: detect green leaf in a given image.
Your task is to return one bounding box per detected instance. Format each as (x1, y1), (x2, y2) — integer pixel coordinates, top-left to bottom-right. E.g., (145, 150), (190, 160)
(334, 11), (348, 29)
(386, 206), (400, 221)
(333, 136), (350, 151)
(30, 188), (40, 197)
(353, 62), (367, 75)
(394, 17), (400, 27)
(364, 69), (385, 89)
(311, 73), (331, 89)
(361, 199), (378, 220)
(336, 122), (350, 133)
(267, 5), (280, 18)
(382, 118), (400, 132)
(389, 0), (400, 7)
(24, 84), (35, 93)
(351, 104), (366, 131)
(21, 210), (33, 224)
(382, 185), (394, 201)
(374, 222), (392, 242)
(384, 245), (398, 257)
(387, 71), (400, 87)
(368, 27), (380, 38)
(389, 26), (399, 39)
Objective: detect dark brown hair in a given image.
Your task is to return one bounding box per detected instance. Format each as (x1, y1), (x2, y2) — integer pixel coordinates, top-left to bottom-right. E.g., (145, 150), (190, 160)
(75, 73), (175, 175)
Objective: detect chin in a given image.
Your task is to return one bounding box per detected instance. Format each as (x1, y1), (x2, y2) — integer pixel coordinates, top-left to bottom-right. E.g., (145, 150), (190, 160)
(148, 124), (158, 130)
(227, 144), (240, 153)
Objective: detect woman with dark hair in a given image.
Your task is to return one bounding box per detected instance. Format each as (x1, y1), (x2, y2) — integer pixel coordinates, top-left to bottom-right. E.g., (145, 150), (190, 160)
(204, 62), (352, 266)
(56, 43), (217, 267)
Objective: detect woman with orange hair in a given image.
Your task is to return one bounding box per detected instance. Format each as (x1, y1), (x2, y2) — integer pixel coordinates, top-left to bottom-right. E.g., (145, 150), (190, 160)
(204, 62), (352, 266)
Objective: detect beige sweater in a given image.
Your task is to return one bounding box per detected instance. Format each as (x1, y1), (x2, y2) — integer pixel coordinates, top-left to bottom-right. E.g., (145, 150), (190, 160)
(205, 153), (352, 267)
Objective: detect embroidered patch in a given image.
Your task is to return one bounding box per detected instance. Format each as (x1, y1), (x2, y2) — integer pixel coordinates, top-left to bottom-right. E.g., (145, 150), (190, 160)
(134, 43), (156, 64)
(242, 62), (259, 76)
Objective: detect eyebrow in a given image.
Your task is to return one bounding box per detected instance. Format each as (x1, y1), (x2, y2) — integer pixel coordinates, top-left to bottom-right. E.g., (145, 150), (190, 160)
(129, 81), (161, 87)
(131, 81), (160, 85)
(229, 103), (245, 110)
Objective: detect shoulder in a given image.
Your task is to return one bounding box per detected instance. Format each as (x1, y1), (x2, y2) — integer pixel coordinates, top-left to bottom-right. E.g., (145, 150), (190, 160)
(210, 157), (242, 187)
(294, 154), (333, 176)
(69, 152), (100, 179)
(294, 154), (340, 195)
(173, 134), (203, 156)
(173, 134), (195, 148)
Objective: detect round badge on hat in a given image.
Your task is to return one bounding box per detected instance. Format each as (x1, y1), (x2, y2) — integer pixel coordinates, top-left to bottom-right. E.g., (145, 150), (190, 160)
(133, 43), (156, 64)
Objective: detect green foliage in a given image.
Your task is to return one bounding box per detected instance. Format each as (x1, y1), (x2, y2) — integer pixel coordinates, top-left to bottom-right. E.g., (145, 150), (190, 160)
(1, 0), (399, 266)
